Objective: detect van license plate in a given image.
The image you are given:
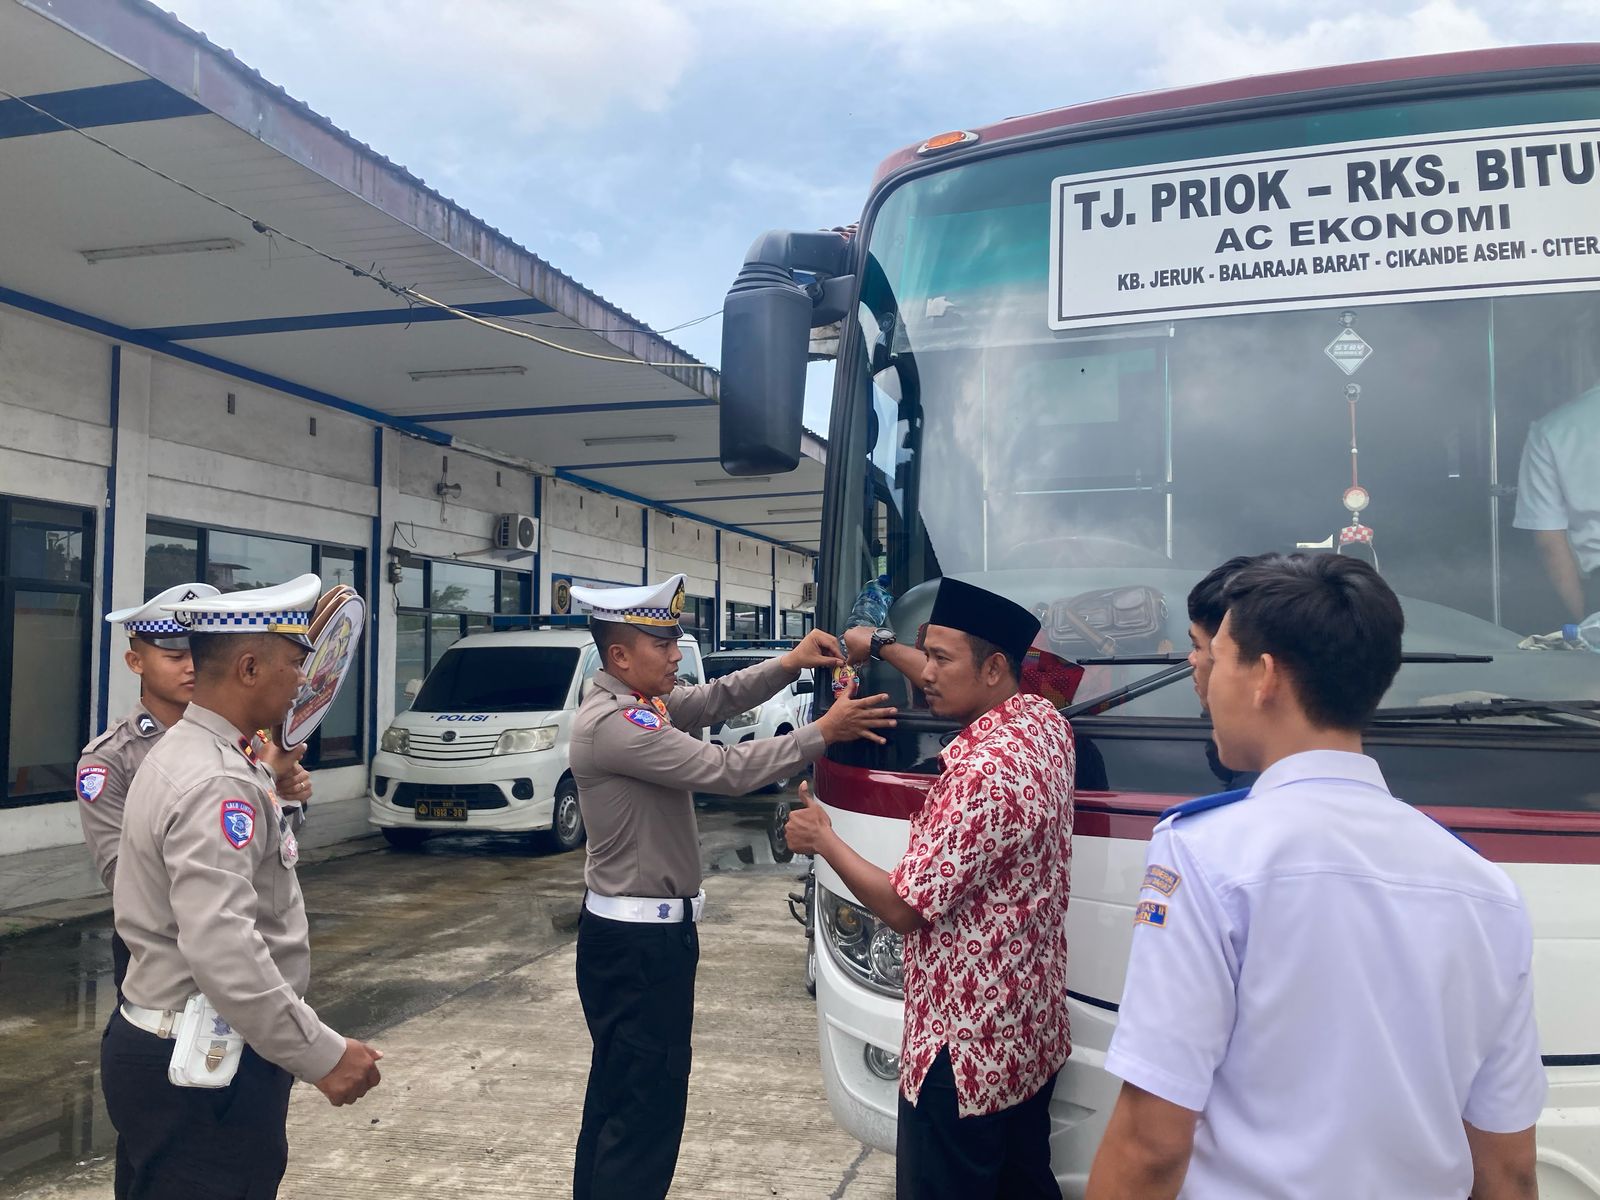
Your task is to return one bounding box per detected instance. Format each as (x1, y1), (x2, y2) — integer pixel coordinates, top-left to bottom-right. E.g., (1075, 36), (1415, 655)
(415, 802), (468, 821)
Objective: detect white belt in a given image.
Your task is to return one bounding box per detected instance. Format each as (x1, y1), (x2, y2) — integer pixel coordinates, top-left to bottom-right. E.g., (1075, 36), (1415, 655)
(585, 890), (705, 924)
(120, 1002), (179, 1038)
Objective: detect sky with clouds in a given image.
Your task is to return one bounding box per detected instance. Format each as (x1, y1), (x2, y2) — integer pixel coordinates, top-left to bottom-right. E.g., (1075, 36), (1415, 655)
(159, 0), (1600, 428)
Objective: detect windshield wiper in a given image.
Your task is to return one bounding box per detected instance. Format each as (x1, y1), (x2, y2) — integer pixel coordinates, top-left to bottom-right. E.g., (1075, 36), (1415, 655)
(1062, 651), (1499, 720)
(1371, 697), (1600, 729)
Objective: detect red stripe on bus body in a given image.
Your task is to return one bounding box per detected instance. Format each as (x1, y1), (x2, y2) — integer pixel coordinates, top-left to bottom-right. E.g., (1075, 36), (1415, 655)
(812, 760), (1600, 866)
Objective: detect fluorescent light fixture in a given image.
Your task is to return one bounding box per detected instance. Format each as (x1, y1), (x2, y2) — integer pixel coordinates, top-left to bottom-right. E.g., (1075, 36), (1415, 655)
(694, 476), (770, 486)
(80, 237), (243, 264)
(581, 434), (678, 447)
(408, 365), (528, 381)
(767, 507), (823, 516)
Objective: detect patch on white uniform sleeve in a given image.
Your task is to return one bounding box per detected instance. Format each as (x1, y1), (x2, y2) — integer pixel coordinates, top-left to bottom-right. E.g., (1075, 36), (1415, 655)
(622, 707), (663, 730)
(1134, 900), (1169, 929)
(77, 765), (107, 803)
(220, 799), (256, 849)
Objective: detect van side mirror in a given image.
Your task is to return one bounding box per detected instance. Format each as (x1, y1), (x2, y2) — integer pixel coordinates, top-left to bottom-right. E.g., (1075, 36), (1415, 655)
(403, 678), (422, 700)
(794, 678), (815, 695)
(720, 229), (854, 476)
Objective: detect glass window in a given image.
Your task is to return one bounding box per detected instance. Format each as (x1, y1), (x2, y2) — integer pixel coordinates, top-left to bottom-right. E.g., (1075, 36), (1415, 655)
(207, 532), (313, 593)
(413, 646), (580, 712)
(395, 612), (427, 713)
(7, 591), (87, 800)
(430, 562), (495, 612)
(145, 522), (200, 599)
(726, 601), (770, 642)
(9, 503), (90, 583)
(430, 612), (464, 668)
(680, 595), (715, 650)
(498, 571), (528, 614)
(835, 90), (1600, 731)
(319, 545), (361, 592)
(395, 563), (425, 609)
(781, 610), (809, 639)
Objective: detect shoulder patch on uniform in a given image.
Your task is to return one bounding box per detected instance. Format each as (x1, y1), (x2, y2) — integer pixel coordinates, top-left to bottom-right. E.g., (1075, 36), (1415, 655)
(135, 714), (159, 736)
(622, 706), (663, 730)
(77, 765), (108, 803)
(1134, 900), (1169, 929)
(220, 799), (256, 849)
(1142, 864), (1181, 896)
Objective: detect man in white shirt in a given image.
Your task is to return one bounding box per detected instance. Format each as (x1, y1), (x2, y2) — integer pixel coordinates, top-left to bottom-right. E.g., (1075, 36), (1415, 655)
(1514, 379), (1600, 624)
(1086, 553), (1545, 1200)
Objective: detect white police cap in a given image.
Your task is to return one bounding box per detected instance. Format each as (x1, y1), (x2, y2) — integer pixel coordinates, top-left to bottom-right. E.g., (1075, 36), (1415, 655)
(162, 573), (322, 649)
(572, 573), (687, 639)
(106, 582), (221, 646)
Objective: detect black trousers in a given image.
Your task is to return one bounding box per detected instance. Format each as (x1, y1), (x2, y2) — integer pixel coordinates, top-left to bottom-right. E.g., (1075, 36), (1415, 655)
(896, 1048), (1060, 1200)
(101, 1010), (294, 1200)
(572, 908), (699, 1200)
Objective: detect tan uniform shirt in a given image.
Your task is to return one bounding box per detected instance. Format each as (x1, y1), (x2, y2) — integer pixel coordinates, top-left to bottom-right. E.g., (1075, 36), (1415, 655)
(114, 703), (345, 1083)
(76, 703), (166, 890)
(571, 655), (825, 898)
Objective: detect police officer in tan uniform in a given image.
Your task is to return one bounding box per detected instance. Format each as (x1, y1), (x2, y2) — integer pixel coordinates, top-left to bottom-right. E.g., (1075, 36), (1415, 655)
(568, 573), (897, 1200)
(103, 576), (381, 1200)
(77, 584), (312, 992)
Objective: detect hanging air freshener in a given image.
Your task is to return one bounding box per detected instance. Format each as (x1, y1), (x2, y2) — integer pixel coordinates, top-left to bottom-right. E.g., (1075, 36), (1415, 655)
(1328, 311), (1380, 569)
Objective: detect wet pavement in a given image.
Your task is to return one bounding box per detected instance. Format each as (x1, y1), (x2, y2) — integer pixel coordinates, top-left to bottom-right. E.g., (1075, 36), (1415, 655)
(0, 792), (855, 1199)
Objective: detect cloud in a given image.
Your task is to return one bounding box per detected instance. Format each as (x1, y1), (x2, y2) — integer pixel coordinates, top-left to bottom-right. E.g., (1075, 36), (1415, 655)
(1144, 0), (1500, 88)
(164, 0), (698, 134)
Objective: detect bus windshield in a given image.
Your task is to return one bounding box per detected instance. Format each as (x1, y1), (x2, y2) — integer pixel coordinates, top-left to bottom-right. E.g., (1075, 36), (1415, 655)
(832, 89), (1600, 723)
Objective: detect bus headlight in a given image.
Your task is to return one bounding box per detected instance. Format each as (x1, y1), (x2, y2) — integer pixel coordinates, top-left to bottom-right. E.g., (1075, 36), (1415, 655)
(495, 726), (558, 755)
(818, 884), (904, 998)
(725, 707), (762, 728)
(380, 726), (409, 754)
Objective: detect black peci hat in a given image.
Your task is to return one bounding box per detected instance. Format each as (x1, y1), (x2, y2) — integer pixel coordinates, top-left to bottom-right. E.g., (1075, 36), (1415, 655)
(927, 578), (1041, 664)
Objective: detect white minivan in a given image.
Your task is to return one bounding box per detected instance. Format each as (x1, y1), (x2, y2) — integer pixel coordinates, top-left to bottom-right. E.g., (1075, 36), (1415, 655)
(370, 627), (705, 851)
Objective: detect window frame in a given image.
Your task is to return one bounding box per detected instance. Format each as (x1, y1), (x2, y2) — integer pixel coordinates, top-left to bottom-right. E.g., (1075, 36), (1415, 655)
(144, 520), (368, 769)
(393, 559), (533, 716)
(2, 495), (96, 809)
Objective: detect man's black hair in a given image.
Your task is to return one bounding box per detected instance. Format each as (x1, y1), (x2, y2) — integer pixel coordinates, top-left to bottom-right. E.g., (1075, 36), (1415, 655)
(591, 618), (644, 667)
(964, 633), (1021, 686)
(1187, 554), (1268, 635)
(1221, 553), (1403, 731)
(189, 631), (278, 678)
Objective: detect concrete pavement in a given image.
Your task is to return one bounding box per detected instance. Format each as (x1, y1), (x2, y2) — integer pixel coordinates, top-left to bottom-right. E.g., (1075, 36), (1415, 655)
(4, 803), (895, 1199)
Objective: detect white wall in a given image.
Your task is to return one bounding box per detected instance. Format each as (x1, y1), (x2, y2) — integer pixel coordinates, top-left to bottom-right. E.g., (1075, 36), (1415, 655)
(0, 302), (816, 861)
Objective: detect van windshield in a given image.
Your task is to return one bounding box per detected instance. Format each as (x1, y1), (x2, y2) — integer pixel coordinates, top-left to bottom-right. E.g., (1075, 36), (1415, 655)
(412, 646), (580, 713)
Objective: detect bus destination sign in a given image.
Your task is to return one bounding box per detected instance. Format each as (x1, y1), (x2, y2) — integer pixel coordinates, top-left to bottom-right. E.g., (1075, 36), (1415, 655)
(1048, 120), (1600, 329)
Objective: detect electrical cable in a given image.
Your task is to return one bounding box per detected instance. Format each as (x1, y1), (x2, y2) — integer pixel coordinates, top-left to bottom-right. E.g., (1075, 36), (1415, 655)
(0, 85), (715, 371)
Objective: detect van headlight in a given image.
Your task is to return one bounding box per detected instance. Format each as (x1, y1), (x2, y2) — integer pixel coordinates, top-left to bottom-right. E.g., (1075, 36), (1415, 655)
(495, 726), (558, 755)
(818, 884), (904, 998)
(380, 726), (409, 754)
(725, 707), (762, 729)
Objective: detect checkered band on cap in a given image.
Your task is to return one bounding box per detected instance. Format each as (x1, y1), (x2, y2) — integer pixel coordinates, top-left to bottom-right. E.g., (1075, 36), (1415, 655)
(595, 604), (678, 627)
(177, 607), (313, 633)
(125, 618), (190, 635)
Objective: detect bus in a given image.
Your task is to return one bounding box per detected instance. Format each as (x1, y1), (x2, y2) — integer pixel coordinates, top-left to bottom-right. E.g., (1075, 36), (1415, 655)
(716, 46), (1600, 1197)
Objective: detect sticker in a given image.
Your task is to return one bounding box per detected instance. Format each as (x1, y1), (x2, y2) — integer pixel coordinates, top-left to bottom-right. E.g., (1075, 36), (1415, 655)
(1134, 900), (1169, 929)
(279, 821), (300, 869)
(1142, 865), (1181, 897)
(77, 765), (107, 803)
(623, 707), (663, 730)
(220, 799), (256, 849)
(136, 714), (158, 736)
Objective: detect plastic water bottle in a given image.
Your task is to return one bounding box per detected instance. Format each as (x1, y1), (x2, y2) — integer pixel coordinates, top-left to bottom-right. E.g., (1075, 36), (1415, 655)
(845, 575), (894, 630)
(833, 575), (894, 694)
(1564, 613), (1600, 652)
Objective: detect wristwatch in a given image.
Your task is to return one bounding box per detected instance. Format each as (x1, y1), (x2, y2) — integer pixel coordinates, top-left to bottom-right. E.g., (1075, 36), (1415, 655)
(869, 626), (897, 660)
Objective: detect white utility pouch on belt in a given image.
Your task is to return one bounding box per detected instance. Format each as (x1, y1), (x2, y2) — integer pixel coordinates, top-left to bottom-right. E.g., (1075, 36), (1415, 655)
(167, 993), (245, 1088)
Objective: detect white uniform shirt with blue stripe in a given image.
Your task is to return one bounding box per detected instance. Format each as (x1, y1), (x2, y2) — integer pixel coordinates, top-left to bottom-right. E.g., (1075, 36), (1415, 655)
(1106, 750), (1546, 1199)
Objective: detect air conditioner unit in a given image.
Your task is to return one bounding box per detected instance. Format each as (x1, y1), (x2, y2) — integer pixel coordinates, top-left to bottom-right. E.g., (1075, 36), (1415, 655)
(799, 581), (817, 608)
(495, 513), (537, 552)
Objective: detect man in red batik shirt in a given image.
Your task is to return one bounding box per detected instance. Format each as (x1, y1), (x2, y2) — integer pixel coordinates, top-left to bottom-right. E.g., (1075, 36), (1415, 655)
(787, 577), (1075, 1200)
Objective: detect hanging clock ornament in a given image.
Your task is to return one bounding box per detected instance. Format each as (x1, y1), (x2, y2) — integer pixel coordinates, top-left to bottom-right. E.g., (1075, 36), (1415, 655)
(1327, 313), (1379, 568)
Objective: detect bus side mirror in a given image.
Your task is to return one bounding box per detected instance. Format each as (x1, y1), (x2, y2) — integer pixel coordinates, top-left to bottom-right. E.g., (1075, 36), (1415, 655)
(720, 229), (853, 476)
